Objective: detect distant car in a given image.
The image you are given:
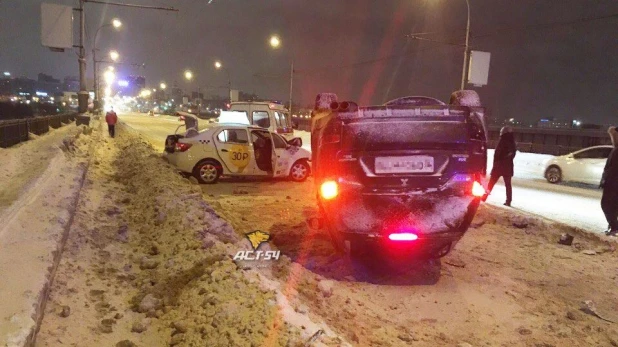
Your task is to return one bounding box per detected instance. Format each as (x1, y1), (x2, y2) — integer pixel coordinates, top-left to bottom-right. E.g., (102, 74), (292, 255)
(164, 114), (310, 184)
(543, 145), (613, 184)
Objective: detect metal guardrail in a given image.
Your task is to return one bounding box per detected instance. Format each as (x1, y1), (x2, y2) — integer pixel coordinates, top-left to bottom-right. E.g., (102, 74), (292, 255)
(489, 141), (583, 156)
(0, 113), (78, 148)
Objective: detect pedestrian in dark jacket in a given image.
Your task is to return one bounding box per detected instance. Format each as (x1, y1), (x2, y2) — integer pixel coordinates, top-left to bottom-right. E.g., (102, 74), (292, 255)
(601, 126), (618, 236)
(483, 126), (517, 206)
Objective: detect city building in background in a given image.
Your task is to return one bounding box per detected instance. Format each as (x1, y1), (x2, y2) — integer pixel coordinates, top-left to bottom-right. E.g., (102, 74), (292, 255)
(63, 76), (79, 92)
(37, 73), (62, 95)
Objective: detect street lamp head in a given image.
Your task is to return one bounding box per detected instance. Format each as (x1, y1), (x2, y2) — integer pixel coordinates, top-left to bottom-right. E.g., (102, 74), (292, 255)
(152, 88), (157, 92)
(109, 50), (119, 61)
(112, 18), (122, 29)
(214, 61), (222, 69)
(269, 35), (281, 49)
(184, 70), (193, 81)
(104, 70), (116, 85)
(160, 82), (167, 90)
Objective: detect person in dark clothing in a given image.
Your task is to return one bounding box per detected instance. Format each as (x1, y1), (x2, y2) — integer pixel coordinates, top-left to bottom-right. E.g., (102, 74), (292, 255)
(600, 126), (618, 236)
(483, 126), (517, 206)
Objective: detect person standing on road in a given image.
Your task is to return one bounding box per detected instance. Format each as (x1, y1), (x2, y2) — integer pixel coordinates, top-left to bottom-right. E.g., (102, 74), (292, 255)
(105, 107), (118, 138)
(483, 126), (517, 206)
(600, 126), (618, 236)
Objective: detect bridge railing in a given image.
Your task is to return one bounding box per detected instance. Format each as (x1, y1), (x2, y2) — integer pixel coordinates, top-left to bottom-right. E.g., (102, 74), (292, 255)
(0, 113), (79, 148)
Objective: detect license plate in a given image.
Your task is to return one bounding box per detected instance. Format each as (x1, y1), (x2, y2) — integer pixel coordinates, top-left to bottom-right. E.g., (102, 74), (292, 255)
(375, 156), (434, 174)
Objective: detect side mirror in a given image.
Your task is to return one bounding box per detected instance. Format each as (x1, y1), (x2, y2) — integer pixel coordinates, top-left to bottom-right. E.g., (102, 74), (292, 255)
(288, 137), (302, 147)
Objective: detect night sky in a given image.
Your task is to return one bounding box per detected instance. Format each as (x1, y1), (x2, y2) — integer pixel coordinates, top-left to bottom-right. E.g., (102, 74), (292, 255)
(1, 0), (617, 124)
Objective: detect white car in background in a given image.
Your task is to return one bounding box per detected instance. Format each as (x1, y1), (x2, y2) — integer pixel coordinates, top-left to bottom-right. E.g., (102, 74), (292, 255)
(543, 145), (613, 185)
(164, 114), (310, 184)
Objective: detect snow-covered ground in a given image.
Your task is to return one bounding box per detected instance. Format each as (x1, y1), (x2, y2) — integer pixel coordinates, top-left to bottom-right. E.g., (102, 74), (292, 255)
(121, 113), (608, 234)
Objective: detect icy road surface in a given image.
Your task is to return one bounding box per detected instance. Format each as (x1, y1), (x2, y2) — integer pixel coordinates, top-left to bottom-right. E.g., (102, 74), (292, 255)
(120, 112), (606, 233)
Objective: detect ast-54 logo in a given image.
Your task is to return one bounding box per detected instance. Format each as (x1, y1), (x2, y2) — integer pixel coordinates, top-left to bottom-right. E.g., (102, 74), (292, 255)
(233, 230), (281, 261)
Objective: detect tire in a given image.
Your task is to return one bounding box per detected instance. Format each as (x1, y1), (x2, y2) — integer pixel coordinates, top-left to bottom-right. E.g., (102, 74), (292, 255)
(192, 159), (222, 184)
(289, 160), (310, 182)
(545, 165), (562, 184)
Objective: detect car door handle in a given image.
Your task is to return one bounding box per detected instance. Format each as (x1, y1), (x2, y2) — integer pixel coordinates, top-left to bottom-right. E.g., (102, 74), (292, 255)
(221, 149), (228, 152)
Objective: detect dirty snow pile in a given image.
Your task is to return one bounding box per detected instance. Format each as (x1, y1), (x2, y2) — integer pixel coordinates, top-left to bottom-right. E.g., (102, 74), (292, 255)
(36, 123), (302, 347)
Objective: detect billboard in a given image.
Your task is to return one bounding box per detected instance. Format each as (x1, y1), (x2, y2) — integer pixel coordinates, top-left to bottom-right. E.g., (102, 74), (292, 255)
(467, 51), (491, 87)
(41, 3), (73, 50)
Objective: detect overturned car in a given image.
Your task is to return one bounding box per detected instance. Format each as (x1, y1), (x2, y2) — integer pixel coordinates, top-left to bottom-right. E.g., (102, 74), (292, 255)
(310, 91), (488, 258)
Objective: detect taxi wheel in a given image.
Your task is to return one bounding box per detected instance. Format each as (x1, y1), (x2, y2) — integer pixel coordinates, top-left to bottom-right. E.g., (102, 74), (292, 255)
(289, 160), (310, 182)
(193, 159), (221, 184)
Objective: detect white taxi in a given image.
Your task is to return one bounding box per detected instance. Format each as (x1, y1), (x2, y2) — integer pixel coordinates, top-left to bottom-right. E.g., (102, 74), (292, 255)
(164, 114), (311, 184)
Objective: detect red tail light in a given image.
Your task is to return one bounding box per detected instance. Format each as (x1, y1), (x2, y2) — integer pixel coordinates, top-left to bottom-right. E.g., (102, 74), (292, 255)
(175, 142), (192, 152)
(388, 233), (419, 241)
(472, 181), (485, 197)
(320, 180), (338, 200)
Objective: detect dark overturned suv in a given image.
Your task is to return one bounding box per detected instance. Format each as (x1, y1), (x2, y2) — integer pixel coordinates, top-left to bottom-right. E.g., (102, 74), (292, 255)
(310, 91), (488, 259)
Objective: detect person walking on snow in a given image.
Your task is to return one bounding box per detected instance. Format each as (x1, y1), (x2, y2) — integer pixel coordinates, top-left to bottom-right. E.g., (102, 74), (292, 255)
(483, 126), (517, 206)
(601, 126), (618, 236)
(105, 107), (118, 138)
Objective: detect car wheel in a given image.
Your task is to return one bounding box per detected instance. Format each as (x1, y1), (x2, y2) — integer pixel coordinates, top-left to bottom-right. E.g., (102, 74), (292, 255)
(289, 160), (310, 182)
(545, 166), (562, 184)
(193, 159), (221, 184)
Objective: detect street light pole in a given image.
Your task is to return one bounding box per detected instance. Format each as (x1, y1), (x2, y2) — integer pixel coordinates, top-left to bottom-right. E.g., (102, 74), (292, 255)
(460, 0), (471, 90)
(289, 60), (294, 115)
(78, 0), (88, 114)
(75, 0), (178, 114)
(93, 21), (121, 111)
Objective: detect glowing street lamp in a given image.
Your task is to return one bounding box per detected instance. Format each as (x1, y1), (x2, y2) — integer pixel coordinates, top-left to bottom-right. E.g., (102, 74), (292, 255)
(3, 72), (10, 77)
(109, 50), (120, 62)
(214, 61), (222, 69)
(112, 18), (122, 29)
(103, 70), (116, 85)
(269, 35), (281, 49)
(184, 70), (193, 81)
(160, 82), (167, 90)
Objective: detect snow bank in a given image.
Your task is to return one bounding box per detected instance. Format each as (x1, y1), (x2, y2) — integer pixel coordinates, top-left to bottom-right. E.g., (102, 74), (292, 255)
(0, 125), (89, 347)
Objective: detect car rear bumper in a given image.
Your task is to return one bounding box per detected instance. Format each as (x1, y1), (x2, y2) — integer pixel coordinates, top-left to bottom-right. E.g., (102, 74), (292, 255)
(164, 152), (195, 173)
(321, 193), (480, 236)
(342, 230), (463, 258)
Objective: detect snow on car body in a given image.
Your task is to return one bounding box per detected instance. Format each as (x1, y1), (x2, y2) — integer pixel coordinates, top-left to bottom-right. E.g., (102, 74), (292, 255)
(543, 145), (613, 184)
(310, 91), (488, 258)
(164, 113), (310, 184)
